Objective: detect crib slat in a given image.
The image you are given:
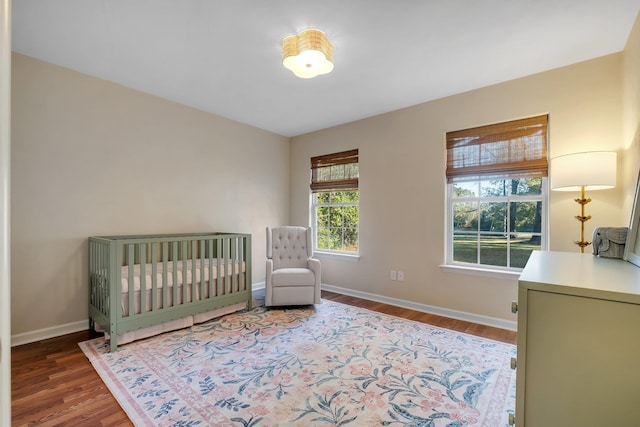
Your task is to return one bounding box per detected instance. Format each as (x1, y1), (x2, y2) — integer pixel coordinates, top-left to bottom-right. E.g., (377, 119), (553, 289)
(238, 237), (243, 292)
(89, 241), (94, 312)
(89, 241), (94, 311)
(191, 239), (197, 302)
(162, 242), (169, 309)
(231, 237), (237, 293)
(139, 243), (146, 314)
(104, 242), (109, 312)
(245, 235), (252, 310)
(88, 241), (94, 318)
(111, 241), (120, 351)
(151, 243), (157, 311)
(223, 237), (229, 295)
(94, 241), (99, 312)
(243, 237), (248, 292)
(127, 244), (135, 318)
(199, 239), (205, 301)
(216, 238), (223, 296)
(101, 242), (105, 312)
(208, 239), (214, 297)
(182, 240), (188, 304)
(172, 241), (178, 307)
(101, 241), (107, 314)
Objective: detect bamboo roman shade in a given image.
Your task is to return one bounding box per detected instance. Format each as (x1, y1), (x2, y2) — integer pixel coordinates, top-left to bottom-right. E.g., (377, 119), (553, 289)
(310, 149), (359, 192)
(446, 115), (548, 183)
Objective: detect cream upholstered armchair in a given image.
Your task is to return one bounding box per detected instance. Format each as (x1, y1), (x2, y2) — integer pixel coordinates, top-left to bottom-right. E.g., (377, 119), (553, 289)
(265, 226), (321, 307)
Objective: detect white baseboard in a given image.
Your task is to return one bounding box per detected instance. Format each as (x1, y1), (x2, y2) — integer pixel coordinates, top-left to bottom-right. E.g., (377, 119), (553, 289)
(12, 320), (88, 347)
(321, 283), (517, 331)
(12, 285), (268, 347)
(11, 282), (514, 346)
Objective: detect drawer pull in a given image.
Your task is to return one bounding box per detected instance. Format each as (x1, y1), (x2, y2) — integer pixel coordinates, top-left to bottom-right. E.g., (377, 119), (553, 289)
(510, 357), (517, 370)
(508, 413), (516, 425)
(511, 301), (518, 314)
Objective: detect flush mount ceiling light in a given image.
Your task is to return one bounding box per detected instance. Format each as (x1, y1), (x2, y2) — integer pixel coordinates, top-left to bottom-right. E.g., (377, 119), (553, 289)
(282, 29), (334, 79)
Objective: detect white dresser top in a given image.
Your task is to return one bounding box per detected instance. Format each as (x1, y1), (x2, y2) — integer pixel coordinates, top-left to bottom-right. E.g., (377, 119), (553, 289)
(519, 250), (640, 304)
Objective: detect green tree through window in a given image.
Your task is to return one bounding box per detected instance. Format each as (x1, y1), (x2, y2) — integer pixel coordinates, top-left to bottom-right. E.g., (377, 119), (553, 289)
(451, 178), (544, 268)
(311, 150), (359, 254)
(315, 191), (359, 251)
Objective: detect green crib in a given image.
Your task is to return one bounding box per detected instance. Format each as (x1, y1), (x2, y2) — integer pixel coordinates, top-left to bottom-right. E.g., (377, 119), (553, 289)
(88, 232), (252, 352)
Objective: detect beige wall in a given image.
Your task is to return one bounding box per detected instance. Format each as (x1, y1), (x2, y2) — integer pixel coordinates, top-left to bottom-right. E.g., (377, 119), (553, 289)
(11, 11), (640, 338)
(11, 53), (289, 337)
(622, 12), (640, 218)
(290, 53), (626, 323)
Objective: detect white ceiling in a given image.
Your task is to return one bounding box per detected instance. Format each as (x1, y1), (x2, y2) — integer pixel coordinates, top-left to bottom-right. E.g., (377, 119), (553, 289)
(11, 1), (640, 137)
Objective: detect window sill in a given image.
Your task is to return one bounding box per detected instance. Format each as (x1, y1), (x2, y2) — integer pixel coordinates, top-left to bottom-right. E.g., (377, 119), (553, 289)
(313, 251), (360, 262)
(439, 264), (521, 280)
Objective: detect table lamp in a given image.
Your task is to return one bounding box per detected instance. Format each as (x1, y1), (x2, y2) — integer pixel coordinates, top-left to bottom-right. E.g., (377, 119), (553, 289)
(550, 151), (617, 252)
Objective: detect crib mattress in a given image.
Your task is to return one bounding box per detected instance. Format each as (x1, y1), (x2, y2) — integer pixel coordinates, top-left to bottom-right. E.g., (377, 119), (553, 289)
(118, 259), (247, 317)
(120, 258), (246, 292)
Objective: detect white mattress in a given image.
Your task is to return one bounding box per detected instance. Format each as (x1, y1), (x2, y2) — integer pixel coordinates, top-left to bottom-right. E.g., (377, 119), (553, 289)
(120, 259), (246, 292)
(119, 259), (247, 316)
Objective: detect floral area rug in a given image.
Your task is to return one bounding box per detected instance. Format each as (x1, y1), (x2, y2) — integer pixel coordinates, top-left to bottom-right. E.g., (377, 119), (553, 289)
(80, 297), (516, 427)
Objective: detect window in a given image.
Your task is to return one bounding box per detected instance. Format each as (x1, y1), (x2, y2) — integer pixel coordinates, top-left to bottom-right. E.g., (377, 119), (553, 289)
(445, 115), (548, 270)
(310, 149), (359, 254)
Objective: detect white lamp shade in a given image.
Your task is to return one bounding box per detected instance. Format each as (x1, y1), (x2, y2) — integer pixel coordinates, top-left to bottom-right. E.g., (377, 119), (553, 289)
(550, 151), (617, 191)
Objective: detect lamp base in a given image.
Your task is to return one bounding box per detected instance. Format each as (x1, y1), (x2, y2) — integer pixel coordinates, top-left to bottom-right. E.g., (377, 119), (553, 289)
(574, 187), (592, 253)
(574, 240), (592, 249)
(574, 197), (592, 206)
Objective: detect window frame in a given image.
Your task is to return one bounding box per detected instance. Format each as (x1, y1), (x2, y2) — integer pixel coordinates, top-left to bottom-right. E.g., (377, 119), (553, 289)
(309, 149), (360, 257)
(444, 115), (549, 272)
(445, 177), (549, 272)
(311, 191), (360, 256)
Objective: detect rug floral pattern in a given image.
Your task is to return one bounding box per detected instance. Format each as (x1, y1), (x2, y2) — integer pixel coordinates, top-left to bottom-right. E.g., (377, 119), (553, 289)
(80, 299), (516, 426)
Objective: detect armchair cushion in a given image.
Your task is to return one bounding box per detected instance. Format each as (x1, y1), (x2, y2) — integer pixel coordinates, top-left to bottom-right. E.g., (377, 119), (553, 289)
(271, 268), (316, 287)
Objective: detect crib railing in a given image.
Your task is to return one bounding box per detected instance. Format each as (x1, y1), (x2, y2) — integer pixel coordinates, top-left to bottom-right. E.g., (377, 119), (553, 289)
(88, 232), (252, 351)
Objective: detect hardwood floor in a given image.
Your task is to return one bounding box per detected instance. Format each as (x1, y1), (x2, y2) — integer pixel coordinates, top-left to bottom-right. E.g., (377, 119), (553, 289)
(11, 329), (132, 427)
(323, 291), (516, 344)
(11, 290), (516, 426)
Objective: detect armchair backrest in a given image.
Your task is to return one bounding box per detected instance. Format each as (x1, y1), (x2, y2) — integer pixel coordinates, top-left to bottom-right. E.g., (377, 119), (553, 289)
(267, 226), (312, 270)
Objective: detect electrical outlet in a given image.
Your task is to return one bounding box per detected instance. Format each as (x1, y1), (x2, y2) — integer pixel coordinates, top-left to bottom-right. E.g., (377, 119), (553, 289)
(390, 270), (397, 281)
(397, 271), (404, 281)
